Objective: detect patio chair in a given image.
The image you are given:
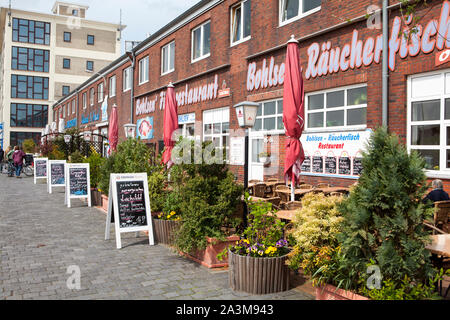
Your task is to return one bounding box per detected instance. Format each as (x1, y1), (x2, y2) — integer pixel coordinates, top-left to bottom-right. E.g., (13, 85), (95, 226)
(284, 201), (302, 210)
(267, 178), (279, 182)
(316, 183), (331, 188)
(253, 183), (267, 198)
(275, 185), (290, 203)
(434, 200), (450, 234)
(298, 184), (313, 190)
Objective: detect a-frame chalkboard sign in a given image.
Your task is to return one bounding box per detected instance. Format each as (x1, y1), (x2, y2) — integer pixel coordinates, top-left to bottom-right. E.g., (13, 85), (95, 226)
(48, 160), (66, 194)
(105, 173), (154, 249)
(34, 158), (48, 184)
(65, 163), (91, 208)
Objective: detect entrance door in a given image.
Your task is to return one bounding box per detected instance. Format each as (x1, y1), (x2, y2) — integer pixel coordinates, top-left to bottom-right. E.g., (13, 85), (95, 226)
(248, 131), (264, 182)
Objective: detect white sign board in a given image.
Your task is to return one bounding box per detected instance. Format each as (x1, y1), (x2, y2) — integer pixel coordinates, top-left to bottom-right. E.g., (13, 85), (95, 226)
(48, 160), (66, 194)
(65, 163), (91, 208)
(299, 129), (372, 178)
(105, 173), (154, 249)
(34, 158), (48, 184)
(229, 136), (245, 166)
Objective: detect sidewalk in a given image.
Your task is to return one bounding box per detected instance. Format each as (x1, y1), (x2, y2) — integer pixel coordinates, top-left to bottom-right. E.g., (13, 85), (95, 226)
(0, 174), (314, 300)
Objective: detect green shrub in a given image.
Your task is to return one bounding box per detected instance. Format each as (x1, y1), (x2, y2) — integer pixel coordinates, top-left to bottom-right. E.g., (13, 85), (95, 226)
(84, 149), (105, 189)
(98, 154), (116, 196)
(22, 139), (36, 153)
(148, 168), (167, 213)
(69, 150), (85, 163)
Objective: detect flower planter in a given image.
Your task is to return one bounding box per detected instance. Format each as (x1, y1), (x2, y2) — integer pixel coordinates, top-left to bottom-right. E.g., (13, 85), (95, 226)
(228, 250), (290, 295)
(153, 218), (181, 246)
(180, 235), (239, 269)
(101, 194), (109, 212)
(315, 284), (369, 300)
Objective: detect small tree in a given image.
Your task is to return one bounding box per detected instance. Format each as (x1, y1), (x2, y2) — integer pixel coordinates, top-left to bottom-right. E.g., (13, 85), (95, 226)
(338, 127), (435, 289)
(22, 139), (36, 153)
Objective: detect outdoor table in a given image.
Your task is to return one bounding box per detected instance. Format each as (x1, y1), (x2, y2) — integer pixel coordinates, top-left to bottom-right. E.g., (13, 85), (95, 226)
(425, 234), (450, 296)
(275, 188), (314, 201)
(271, 210), (296, 221)
(314, 187), (350, 195)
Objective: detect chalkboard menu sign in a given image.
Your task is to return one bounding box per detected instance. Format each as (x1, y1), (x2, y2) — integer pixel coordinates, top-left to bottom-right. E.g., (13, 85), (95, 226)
(105, 173), (154, 249)
(301, 156), (311, 172)
(312, 156), (323, 173)
(116, 180), (147, 228)
(34, 158), (48, 184)
(325, 157), (337, 174)
(338, 157), (352, 175)
(51, 164), (65, 185)
(69, 168), (88, 196)
(353, 158), (363, 176)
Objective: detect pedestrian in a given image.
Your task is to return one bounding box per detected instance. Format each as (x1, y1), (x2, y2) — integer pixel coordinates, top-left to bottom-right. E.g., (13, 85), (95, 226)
(0, 146), (4, 172)
(12, 146), (26, 178)
(6, 146), (14, 177)
(423, 179), (450, 204)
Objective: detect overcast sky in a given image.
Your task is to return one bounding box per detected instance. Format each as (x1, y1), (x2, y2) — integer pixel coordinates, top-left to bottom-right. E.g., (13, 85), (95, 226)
(3, 0), (201, 52)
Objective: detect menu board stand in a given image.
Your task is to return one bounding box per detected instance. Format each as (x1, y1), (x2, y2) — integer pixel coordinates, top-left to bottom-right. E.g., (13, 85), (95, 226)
(48, 160), (66, 194)
(105, 173), (154, 249)
(65, 163), (91, 208)
(34, 158), (48, 184)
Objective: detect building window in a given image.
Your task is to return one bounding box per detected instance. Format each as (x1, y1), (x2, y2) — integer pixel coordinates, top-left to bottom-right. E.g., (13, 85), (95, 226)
(11, 47), (50, 72)
(63, 58), (71, 69)
(305, 85), (367, 130)
(231, 0), (251, 46)
(72, 100), (76, 114)
(11, 75), (49, 100)
(98, 82), (104, 102)
(109, 75), (116, 97)
(161, 41), (175, 75)
(72, 9), (78, 16)
(10, 132), (41, 148)
(253, 99), (285, 132)
(64, 31), (71, 42)
(192, 21), (211, 62)
(82, 92), (87, 109)
(123, 67), (132, 92)
(86, 60), (94, 72)
(62, 85), (70, 96)
(280, 0), (321, 25)
(139, 56), (149, 85)
(12, 18), (50, 45)
(10, 103), (48, 128)
(407, 70), (450, 173)
(90, 88), (94, 106)
(63, 104), (66, 118)
(203, 107), (230, 162)
(178, 113), (196, 140)
(87, 35), (95, 45)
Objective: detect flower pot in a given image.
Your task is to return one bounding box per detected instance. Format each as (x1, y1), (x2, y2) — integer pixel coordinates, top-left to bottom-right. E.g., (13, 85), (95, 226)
(153, 218), (181, 246)
(315, 284), (369, 300)
(101, 194), (109, 212)
(228, 250), (290, 295)
(180, 235), (240, 269)
(91, 188), (102, 207)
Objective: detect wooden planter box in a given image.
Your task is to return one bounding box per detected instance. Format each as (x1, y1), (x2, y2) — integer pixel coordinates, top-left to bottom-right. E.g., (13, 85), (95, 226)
(229, 250), (290, 295)
(180, 236), (239, 269)
(101, 194), (108, 212)
(153, 218), (181, 246)
(91, 188), (102, 207)
(315, 284), (369, 300)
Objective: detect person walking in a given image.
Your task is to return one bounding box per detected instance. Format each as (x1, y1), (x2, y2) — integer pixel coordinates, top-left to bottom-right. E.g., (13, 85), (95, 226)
(6, 146), (14, 177)
(12, 146), (26, 178)
(0, 146), (4, 172)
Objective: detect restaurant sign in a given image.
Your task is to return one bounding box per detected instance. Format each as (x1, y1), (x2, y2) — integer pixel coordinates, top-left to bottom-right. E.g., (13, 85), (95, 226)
(300, 130), (371, 178)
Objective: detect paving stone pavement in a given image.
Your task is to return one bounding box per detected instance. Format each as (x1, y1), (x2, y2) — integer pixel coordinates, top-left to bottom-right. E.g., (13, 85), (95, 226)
(0, 174), (313, 300)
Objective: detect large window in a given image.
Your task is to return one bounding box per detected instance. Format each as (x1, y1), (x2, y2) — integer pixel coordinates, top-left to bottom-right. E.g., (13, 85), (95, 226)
(253, 99), (285, 132)
(192, 21), (211, 62)
(11, 75), (49, 100)
(306, 85), (367, 130)
(231, 0), (251, 45)
(280, 0), (321, 25)
(90, 88), (95, 106)
(408, 71), (450, 173)
(109, 75), (116, 97)
(161, 41), (175, 75)
(123, 67), (132, 91)
(72, 100), (76, 114)
(203, 107), (230, 162)
(12, 47), (50, 72)
(82, 92), (87, 109)
(139, 56), (149, 84)
(12, 18), (50, 45)
(10, 132), (41, 148)
(10, 103), (48, 128)
(98, 82), (104, 102)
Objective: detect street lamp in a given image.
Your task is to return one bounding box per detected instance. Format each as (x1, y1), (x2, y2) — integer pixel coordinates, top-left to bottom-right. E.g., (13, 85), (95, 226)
(233, 101), (259, 227)
(124, 123), (136, 139)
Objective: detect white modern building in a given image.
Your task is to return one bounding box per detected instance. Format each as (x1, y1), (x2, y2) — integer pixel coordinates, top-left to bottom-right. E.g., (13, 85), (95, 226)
(0, 1), (125, 148)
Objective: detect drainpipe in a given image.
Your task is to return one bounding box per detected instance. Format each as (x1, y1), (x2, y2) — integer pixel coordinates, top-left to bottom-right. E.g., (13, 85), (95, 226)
(126, 51), (136, 125)
(382, 0), (389, 128)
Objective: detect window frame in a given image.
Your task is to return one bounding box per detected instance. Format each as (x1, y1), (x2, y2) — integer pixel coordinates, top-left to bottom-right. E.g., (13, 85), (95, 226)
(123, 67), (132, 92)
(11, 75), (49, 100)
(86, 60), (94, 72)
(109, 75), (116, 97)
(305, 84), (368, 132)
(62, 85), (70, 96)
(12, 18), (51, 45)
(251, 98), (285, 134)
(138, 56), (149, 85)
(230, 0), (251, 47)
(72, 99), (76, 114)
(279, 0), (322, 27)
(98, 82), (104, 103)
(11, 46), (50, 73)
(191, 20), (211, 63)
(63, 58), (71, 69)
(87, 34), (95, 45)
(10, 132), (42, 148)
(161, 41), (175, 75)
(82, 92), (87, 109)
(10, 103), (48, 128)
(63, 31), (71, 42)
(203, 107), (230, 163)
(90, 88), (95, 106)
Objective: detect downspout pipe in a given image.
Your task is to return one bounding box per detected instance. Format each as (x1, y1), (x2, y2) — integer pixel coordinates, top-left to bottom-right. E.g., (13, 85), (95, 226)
(382, 0), (389, 128)
(127, 51), (136, 125)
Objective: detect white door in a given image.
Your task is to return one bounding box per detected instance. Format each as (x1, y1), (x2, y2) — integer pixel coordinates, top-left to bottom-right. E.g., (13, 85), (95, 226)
(248, 131), (264, 182)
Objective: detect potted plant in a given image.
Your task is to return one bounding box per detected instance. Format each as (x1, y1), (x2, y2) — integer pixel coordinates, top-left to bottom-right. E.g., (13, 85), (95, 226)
(153, 210), (182, 246)
(258, 152), (271, 165)
(226, 198), (291, 294)
(83, 149), (104, 207)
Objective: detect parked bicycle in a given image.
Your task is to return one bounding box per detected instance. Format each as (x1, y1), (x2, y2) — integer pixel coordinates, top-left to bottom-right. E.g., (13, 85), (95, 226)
(1, 155), (34, 177)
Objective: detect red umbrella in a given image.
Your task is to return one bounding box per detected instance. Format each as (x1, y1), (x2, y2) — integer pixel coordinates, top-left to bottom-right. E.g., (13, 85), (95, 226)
(162, 83), (178, 169)
(283, 35), (305, 202)
(108, 104), (118, 155)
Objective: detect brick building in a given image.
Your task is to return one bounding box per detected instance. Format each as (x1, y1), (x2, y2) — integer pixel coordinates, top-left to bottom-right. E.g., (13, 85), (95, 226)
(52, 0), (450, 191)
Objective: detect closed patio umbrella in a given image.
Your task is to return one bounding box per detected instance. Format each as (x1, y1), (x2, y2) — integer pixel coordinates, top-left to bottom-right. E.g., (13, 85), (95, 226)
(58, 118), (65, 133)
(108, 104), (118, 155)
(283, 35), (306, 202)
(162, 83), (178, 169)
